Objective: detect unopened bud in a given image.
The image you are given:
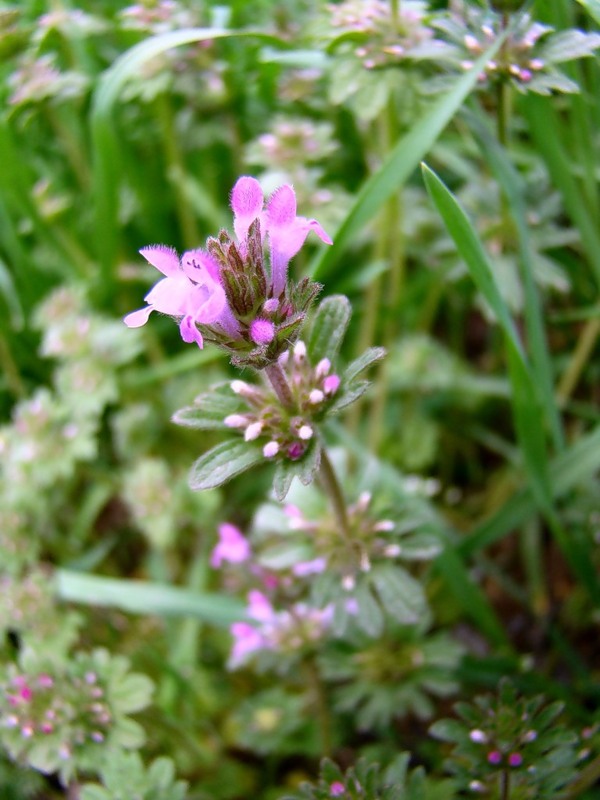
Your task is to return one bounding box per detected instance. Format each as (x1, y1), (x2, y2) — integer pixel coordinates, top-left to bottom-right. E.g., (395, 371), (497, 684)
(245, 421), (263, 441)
(323, 374), (341, 395)
(293, 340), (307, 362)
(231, 380), (250, 395)
(309, 389), (324, 404)
(298, 425), (313, 440)
(263, 298), (279, 315)
(315, 358), (331, 378)
(250, 318), (275, 344)
(224, 414), (248, 429)
(263, 441), (279, 458)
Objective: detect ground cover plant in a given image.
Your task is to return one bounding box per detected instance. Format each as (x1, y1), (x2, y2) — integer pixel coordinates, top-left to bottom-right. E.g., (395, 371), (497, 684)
(1, 0), (600, 797)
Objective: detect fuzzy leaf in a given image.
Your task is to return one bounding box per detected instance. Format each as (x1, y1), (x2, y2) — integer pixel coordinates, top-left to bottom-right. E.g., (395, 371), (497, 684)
(343, 346), (386, 383)
(307, 294), (352, 363)
(327, 381), (371, 414)
(429, 718), (468, 744)
(189, 440), (263, 490)
(172, 385), (243, 429)
(539, 29), (600, 63)
(369, 564), (426, 624)
(273, 461), (296, 501)
(355, 582), (385, 637)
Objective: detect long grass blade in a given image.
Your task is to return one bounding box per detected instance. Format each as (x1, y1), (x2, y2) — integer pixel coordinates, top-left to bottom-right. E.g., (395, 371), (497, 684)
(55, 569), (245, 627)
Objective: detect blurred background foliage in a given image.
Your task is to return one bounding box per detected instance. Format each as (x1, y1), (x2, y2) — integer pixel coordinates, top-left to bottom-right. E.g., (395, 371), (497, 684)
(1, 0), (600, 797)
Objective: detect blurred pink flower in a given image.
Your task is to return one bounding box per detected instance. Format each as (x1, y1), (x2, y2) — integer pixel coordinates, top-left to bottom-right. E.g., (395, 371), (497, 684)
(210, 523), (251, 568)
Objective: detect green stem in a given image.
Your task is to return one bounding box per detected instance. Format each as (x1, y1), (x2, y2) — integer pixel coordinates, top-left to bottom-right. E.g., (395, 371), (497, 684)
(500, 768), (510, 800)
(264, 361), (295, 410)
(0, 334), (25, 398)
(557, 318), (600, 404)
(46, 105), (91, 190)
(304, 657), (332, 757)
(318, 449), (350, 540)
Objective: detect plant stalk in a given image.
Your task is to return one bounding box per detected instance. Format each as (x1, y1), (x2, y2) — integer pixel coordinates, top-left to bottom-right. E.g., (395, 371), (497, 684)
(304, 656), (332, 756)
(264, 361), (295, 410)
(318, 448), (350, 540)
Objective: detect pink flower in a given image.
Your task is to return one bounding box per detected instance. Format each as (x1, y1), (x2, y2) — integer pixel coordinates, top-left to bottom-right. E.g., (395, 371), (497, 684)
(265, 184), (332, 297)
(230, 176), (332, 298)
(124, 245), (228, 348)
(229, 622), (265, 668)
(210, 523), (251, 567)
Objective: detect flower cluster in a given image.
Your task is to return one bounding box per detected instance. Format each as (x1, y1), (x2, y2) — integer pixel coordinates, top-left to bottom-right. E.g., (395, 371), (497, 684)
(434, 2), (600, 94)
(430, 679), (586, 797)
(223, 340), (341, 461)
(327, 0), (451, 70)
(0, 649), (153, 784)
(229, 590), (334, 670)
(124, 177), (331, 368)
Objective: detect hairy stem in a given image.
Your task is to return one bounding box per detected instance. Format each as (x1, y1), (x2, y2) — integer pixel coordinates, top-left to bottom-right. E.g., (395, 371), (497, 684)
(319, 448), (350, 540)
(264, 361), (295, 410)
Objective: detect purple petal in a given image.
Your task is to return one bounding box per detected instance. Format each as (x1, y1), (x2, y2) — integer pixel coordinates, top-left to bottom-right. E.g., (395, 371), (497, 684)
(179, 316), (204, 348)
(231, 176), (264, 242)
(266, 184), (297, 226)
(139, 244), (180, 277)
(181, 249), (222, 284)
(123, 306), (153, 328)
(145, 275), (191, 315)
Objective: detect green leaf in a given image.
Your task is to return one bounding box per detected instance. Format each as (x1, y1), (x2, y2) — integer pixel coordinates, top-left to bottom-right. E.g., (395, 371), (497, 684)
(355, 582), (385, 637)
(369, 564), (426, 625)
(188, 439), (264, 490)
(575, 0), (600, 24)
(343, 346), (386, 383)
(172, 385), (243, 430)
(307, 294), (352, 363)
(429, 718), (468, 744)
(327, 381), (371, 414)
(421, 164), (525, 363)
(539, 30), (600, 63)
(55, 569), (245, 626)
(111, 673), (154, 714)
(273, 461), (297, 501)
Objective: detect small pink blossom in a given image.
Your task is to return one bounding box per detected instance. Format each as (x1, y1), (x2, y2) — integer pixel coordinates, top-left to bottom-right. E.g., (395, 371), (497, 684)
(124, 245), (228, 348)
(230, 176), (332, 298)
(210, 523), (251, 567)
(323, 374), (341, 395)
(250, 318), (276, 344)
(292, 557), (327, 576)
(330, 781), (346, 797)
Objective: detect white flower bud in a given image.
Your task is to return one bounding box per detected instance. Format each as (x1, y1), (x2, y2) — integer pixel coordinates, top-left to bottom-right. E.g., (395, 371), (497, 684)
(263, 441), (279, 458)
(298, 425), (313, 440)
(224, 414), (248, 429)
(244, 421), (263, 441)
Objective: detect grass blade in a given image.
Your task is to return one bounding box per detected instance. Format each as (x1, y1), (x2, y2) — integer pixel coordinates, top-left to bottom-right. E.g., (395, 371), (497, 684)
(55, 569), (245, 627)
